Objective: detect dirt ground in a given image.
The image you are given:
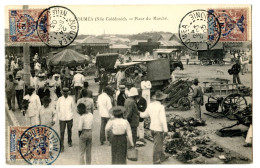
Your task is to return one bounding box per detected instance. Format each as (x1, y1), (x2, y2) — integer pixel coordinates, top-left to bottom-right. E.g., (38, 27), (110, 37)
(7, 63), (252, 165)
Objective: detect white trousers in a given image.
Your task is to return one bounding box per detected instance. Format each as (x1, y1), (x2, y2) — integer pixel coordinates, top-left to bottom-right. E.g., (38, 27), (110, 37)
(26, 116), (38, 126)
(245, 124), (253, 144)
(142, 90), (150, 105)
(137, 121), (144, 139)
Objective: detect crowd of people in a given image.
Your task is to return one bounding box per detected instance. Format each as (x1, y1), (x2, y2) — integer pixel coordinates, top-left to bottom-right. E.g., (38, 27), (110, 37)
(5, 51), (251, 165)
(5, 52), (170, 165)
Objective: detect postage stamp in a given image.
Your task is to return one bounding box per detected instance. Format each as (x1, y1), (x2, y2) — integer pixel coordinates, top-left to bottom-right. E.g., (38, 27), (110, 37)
(209, 8), (248, 42)
(8, 126), (29, 161)
(37, 6), (79, 48)
(8, 125), (61, 165)
(178, 10), (221, 51)
(9, 9), (44, 42)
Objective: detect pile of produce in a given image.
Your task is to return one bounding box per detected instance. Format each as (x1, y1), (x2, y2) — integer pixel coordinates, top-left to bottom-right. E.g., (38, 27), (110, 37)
(176, 148), (199, 162)
(144, 114), (206, 130)
(144, 114), (209, 162)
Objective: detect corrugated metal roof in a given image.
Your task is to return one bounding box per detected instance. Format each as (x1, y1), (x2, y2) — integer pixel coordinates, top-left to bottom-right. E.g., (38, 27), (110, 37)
(81, 36), (109, 44)
(159, 40), (183, 47)
(110, 44), (131, 49)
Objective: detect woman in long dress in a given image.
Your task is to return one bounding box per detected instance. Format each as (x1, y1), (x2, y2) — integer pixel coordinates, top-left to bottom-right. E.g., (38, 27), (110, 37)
(105, 106), (134, 164)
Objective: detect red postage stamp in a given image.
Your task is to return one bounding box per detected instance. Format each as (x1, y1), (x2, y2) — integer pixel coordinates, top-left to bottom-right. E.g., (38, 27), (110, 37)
(9, 126), (29, 161)
(9, 126), (50, 162)
(209, 8), (248, 42)
(9, 9), (46, 42)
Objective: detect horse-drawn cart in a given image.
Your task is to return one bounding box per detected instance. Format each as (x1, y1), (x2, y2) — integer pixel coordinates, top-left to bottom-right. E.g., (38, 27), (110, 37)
(116, 58), (171, 91)
(203, 81), (251, 119)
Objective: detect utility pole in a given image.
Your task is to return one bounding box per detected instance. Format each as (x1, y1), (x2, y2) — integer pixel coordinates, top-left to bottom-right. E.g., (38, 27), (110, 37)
(23, 5), (30, 87)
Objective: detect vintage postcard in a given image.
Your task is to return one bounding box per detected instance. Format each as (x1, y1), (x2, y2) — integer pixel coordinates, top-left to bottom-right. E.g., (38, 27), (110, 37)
(5, 4), (252, 165)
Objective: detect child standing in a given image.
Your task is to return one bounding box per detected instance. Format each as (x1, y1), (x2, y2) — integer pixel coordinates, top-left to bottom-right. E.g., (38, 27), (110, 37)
(77, 103), (93, 165)
(38, 96), (56, 127)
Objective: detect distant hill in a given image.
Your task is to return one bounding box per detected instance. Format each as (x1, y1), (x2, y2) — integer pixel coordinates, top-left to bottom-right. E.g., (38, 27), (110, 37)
(76, 31), (178, 43)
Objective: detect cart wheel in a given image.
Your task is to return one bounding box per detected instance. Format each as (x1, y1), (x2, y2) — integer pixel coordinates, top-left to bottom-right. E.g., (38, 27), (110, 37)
(124, 66), (143, 77)
(178, 97), (191, 111)
(221, 93), (247, 120)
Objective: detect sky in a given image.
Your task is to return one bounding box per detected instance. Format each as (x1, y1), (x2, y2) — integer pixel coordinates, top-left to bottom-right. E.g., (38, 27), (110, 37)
(5, 4), (251, 36)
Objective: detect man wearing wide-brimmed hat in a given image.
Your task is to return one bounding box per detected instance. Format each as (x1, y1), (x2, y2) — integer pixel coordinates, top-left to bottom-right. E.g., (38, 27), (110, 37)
(192, 78), (204, 120)
(140, 90), (168, 164)
(56, 87), (75, 152)
(72, 67), (85, 103)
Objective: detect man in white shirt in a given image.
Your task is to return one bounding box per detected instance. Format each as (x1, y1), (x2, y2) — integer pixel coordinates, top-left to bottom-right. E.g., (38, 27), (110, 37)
(30, 71), (38, 89)
(34, 60), (41, 75)
(97, 86), (113, 145)
(72, 68), (85, 103)
(11, 59), (19, 73)
(15, 75), (25, 110)
(56, 87), (75, 152)
(140, 91), (168, 164)
(171, 71), (176, 83)
(185, 53), (190, 65)
(115, 68), (125, 88)
(141, 75), (152, 104)
(25, 87), (41, 126)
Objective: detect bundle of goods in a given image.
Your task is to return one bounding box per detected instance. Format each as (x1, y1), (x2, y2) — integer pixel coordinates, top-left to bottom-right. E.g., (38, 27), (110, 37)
(176, 148), (199, 162)
(164, 129), (210, 155)
(163, 115), (208, 162)
(216, 104), (252, 137)
(238, 86), (252, 96)
(234, 104), (252, 126)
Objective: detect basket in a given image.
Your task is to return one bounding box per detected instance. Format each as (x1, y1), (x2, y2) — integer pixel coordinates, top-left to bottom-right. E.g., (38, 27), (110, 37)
(205, 97), (219, 112)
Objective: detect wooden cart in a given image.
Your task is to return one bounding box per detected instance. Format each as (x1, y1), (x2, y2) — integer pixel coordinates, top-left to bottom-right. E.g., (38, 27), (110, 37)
(163, 79), (194, 111)
(203, 81), (251, 119)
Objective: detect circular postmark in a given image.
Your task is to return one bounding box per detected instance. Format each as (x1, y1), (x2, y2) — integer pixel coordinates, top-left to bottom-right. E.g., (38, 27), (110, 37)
(19, 125), (61, 165)
(37, 6), (79, 48)
(179, 9), (221, 51)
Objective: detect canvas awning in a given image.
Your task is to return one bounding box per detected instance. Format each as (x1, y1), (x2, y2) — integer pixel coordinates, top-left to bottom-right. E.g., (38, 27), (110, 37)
(47, 49), (90, 66)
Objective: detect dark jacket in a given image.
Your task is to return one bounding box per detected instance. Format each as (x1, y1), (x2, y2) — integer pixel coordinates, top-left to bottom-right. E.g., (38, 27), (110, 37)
(124, 97), (139, 127)
(231, 63), (241, 75)
(137, 97), (147, 122)
(117, 91), (127, 106)
(100, 72), (108, 85)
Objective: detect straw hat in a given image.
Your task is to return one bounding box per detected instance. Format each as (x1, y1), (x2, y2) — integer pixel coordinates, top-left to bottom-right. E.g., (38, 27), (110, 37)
(62, 87), (70, 92)
(76, 67), (83, 73)
(109, 106), (126, 116)
(119, 85), (126, 90)
(16, 75), (21, 79)
(152, 91), (167, 100)
(128, 87), (138, 97)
